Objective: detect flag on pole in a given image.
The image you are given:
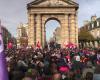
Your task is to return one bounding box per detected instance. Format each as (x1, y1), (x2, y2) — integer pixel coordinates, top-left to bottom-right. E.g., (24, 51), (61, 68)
(0, 21), (9, 80)
(7, 42), (13, 49)
(36, 41), (41, 49)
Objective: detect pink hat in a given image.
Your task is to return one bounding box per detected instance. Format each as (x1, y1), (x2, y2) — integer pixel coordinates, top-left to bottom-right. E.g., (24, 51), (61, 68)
(59, 66), (69, 72)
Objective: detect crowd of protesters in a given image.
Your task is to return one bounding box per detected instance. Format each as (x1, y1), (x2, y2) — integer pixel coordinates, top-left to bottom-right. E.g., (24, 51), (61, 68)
(5, 45), (100, 80)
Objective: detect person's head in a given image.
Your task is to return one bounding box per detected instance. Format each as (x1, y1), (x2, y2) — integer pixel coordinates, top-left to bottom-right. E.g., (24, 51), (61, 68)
(86, 72), (93, 80)
(23, 70), (32, 80)
(86, 61), (93, 68)
(52, 73), (61, 80)
(31, 69), (38, 78)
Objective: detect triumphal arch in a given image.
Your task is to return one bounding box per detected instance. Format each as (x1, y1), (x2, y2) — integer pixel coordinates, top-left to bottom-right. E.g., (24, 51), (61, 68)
(27, 0), (79, 47)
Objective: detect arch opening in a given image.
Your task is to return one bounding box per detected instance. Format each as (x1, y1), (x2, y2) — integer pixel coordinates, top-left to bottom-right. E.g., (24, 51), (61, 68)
(45, 18), (61, 44)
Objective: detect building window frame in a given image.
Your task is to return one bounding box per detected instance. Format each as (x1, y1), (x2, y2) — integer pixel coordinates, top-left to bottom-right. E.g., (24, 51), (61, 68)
(97, 30), (100, 38)
(88, 25), (90, 30)
(92, 23), (94, 29)
(97, 21), (99, 27)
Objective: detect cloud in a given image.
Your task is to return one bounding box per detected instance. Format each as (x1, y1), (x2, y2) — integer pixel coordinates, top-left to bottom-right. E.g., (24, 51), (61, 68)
(77, 0), (100, 27)
(46, 20), (60, 41)
(0, 0), (30, 37)
(0, 0), (100, 37)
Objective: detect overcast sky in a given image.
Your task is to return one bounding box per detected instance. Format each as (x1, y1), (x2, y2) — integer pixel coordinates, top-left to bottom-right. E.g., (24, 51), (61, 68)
(0, 0), (100, 38)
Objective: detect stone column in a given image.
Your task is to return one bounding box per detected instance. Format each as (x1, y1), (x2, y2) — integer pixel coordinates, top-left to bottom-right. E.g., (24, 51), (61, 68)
(41, 16), (47, 47)
(95, 41), (98, 48)
(69, 14), (76, 44)
(61, 14), (69, 46)
(90, 41), (93, 47)
(75, 14), (78, 46)
(86, 42), (89, 47)
(36, 14), (42, 46)
(28, 14), (35, 47)
(68, 14), (71, 43)
(42, 19), (45, 47)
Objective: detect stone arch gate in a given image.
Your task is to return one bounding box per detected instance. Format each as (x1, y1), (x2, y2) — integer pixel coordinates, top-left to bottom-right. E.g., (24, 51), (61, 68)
(27, 0), (79, 47)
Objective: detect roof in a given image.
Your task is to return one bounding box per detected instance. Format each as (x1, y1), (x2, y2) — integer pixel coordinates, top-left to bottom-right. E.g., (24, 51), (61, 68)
(27, 0), (79, 9)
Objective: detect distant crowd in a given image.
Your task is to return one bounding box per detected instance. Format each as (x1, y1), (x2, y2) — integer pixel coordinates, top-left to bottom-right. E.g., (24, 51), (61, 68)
(5, 47), (100, 80)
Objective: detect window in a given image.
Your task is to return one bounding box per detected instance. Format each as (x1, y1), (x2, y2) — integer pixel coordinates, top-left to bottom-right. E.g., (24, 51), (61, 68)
(97, 30), (100, 37)
(92, 23), (94, 28)
(97, 21), (99, 27)
(92, 31), (94, 35)
(88, 25), (90, 30)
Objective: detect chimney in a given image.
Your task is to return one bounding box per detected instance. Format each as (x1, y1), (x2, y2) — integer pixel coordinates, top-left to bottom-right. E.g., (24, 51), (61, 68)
(84, 20), (89, 25)
(91, 15), (97, 22)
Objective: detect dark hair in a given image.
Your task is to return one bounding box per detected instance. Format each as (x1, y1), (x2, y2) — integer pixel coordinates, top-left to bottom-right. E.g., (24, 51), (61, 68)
(85, 72), (93, 80)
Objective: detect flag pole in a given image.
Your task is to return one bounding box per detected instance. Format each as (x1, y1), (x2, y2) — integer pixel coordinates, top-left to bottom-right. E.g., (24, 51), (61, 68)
(0, 20), (9, 80)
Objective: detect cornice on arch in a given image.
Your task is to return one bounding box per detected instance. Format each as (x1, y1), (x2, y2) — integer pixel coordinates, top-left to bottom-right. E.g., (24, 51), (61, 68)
(27, 0), (79, 9)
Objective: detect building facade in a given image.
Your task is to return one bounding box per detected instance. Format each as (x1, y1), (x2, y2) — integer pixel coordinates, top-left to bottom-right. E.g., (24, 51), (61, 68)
(0, 21), (12, 49)
(27, 0), (79, 47)
(79, 15), (100, 47)
(17, 23), (28, 48)
(53, 27), (61, 44)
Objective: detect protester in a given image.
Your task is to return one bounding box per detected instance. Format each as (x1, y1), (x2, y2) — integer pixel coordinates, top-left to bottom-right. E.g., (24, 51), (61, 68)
(6, 45), (100, 80)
